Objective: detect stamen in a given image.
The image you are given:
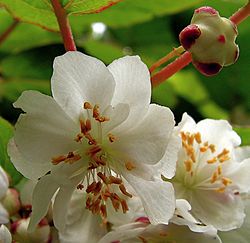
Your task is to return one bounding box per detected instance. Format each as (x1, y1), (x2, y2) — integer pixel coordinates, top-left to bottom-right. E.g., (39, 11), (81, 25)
(121, 199), (129, 213)
(217, 165), (222, 175)
(108, 133), (117, 143)
(194, 132), (202, 144)
(84, 102), (92, 109)
(100, 204), (107, 218)
(215, 187), (226, 193)
(210, 171), (218, 183)
(109, 176), (122, 184)
(97, 172), (109, 184)
(217, 149), (229, 159)
(184, 159), (192, 172)
(181, 131), (187, 141)
(51, 155), (67, 165)
(209, 144), (216, 153)
(119, 184), (133, 198)
(207, 157), (217, 164)
(221, 177), (232, 186)
(125, 161), (136, 171)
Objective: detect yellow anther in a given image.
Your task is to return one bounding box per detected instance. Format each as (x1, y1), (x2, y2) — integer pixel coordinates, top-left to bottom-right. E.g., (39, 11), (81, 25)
(215, 187), (226, 193)
(180, 131), (187, 141)
(207, 157), (217, 164)
(184, 159), (192, 172)
(219, 155), (230, 163)
(209, 144), (216, 153)
(217, 149), (229, 159)
(84, 101), (92, 109)
(217, 165), (222, 175)
(194, 132), (202, 144)
(221, 177), (232, 186)
(187, 134), (194, 145)
(210, 171), (218, 183)
(200, 146), (208, 153)
(125, 161), (136, 171)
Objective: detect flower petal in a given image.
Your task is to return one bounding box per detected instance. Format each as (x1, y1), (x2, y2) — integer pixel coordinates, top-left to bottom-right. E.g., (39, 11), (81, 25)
(112, 104), (175, 165)
(51, 51), (115, 121)
(108, 56), (151, 129)
(235, 146), (250, 162)
(155, 133), (181, 179)
(53, 185), (76, 232)
(0, 224), (12, 243)
(28, 175), (59, 232)
(123, 173), (175, 225)
(191, 189), (245, 231)
(0, 167), (8, 199)
(0, 203), (9, 224)
(10, 91), (79, 179)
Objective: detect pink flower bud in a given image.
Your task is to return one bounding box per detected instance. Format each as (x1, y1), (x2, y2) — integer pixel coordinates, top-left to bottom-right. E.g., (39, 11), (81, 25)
(11, 218), (51, 243)
(179, 6), (239, 76)
(1, 188), (21, 217)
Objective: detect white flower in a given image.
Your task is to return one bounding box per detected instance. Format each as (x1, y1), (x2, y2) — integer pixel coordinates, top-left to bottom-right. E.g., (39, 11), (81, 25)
(0, 224), (12, 243)
(8, 52), (177, 231)
(167, 113), (250, 231)
(99, 198), (221, 243)
(0, 166), (9, 224)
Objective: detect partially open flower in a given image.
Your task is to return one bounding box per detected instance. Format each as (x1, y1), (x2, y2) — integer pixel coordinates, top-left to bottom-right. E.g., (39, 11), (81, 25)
(179, 6), (239, 76)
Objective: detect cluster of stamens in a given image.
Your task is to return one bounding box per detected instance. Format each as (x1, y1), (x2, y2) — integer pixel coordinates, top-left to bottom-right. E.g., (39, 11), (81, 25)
(181, 131), (233, 193)
(51, 101), (132, 219)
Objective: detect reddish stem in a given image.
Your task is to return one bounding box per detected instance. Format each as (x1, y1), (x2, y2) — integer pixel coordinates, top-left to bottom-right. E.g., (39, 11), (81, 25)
(230, 2), (250, 25)
(0, 20), (19, 46)
(51, 0), (76, 51)
(151, 52), (192, 87)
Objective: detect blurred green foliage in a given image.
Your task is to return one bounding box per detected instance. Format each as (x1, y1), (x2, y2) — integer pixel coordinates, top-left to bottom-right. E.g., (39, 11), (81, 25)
(0, 0), (249, 182)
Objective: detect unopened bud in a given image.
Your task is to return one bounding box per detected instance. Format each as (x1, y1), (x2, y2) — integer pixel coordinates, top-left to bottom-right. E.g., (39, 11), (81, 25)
(179, 6), (239, 76)
(0, 224), (12, 243)
(2, 188), (21, 216)
(11, 218), (51, 243)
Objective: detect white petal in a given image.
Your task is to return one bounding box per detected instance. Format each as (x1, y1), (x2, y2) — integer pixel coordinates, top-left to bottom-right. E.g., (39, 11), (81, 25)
(176, 113), (197, 132)
(124, 173), (175, 225)
(113, 104), (175, 165)
(218, 198), (250, 243)
(53, 185), (76, 232)
(155, 132), (181, 179)
(0, 224), (12, 243)
(59, 190), (106, 243)
(51, 51), (115, 121)
(108, 56), (151, 129)
(227, 158), (250, 193)
(191, 190), (245, 231)
(0, 203), (9, 224)
(235, 146), (250, 162)
(0, 167), (8, 199)
(102, 103), (130, 134)
(10, 91), (79, 179)
(28, 175), (59, 232)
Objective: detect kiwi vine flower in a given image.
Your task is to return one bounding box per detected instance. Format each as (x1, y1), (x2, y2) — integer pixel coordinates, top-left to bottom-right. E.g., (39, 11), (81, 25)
(166, 113), (250, 231)
(8, 52), (177, 231)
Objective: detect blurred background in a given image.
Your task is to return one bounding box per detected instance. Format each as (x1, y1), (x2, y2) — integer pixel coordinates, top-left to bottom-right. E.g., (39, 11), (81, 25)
(0, 0), (249, 126)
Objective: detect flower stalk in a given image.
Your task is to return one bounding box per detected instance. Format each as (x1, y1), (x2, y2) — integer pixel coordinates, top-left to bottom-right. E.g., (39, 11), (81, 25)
(230, 1), (250, 25)
(0, 20), (19, 46)
(50, 0), (76, 51)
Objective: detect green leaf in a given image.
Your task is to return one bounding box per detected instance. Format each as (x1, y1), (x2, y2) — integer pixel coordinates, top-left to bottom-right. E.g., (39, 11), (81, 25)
(0, 9), (60, 53)
(234, 127), (250, 146)
(0, 79), (50, 103)
(0, 0), (202, 31)
(0, 117), (22, 186)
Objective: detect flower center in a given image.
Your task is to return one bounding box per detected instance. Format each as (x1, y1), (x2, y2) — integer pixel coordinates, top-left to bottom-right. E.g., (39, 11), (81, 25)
(51, 101), (132, 220)
(177, 131), (233, 193)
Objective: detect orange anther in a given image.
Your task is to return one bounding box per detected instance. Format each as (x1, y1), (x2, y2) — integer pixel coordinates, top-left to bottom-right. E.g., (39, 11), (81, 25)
(217, 165), (222, 175)
(180, 131), (187, 141)
(215, 187), (226, 193)
(219, 156), (230, 163)
(210, 171), (218, 183)
(97, 172), (109, 184)
(125, 161), (136, 171)
(108, 133), (116, 143)
(209, 144), (216, 153)
(221, 177), (232, 186)
(187, 134), (194, 145)
(51, 155), (67, 165)
(217, 149), (229, 159)
(119, 184), (132, 198)
(207, 157), (217, 164)
(109, 176), (122, 184)
(84, 102), (92, 109)
(194, 132), (202, 144)
(184, 159), (192, 172)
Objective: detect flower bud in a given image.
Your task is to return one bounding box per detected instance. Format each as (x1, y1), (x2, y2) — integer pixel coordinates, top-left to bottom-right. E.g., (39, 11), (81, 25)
(11, 218), (51, 243)
(0, 224), (12, 243)
(1, 188), (21, 217)
(179, 6), (239, 76)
